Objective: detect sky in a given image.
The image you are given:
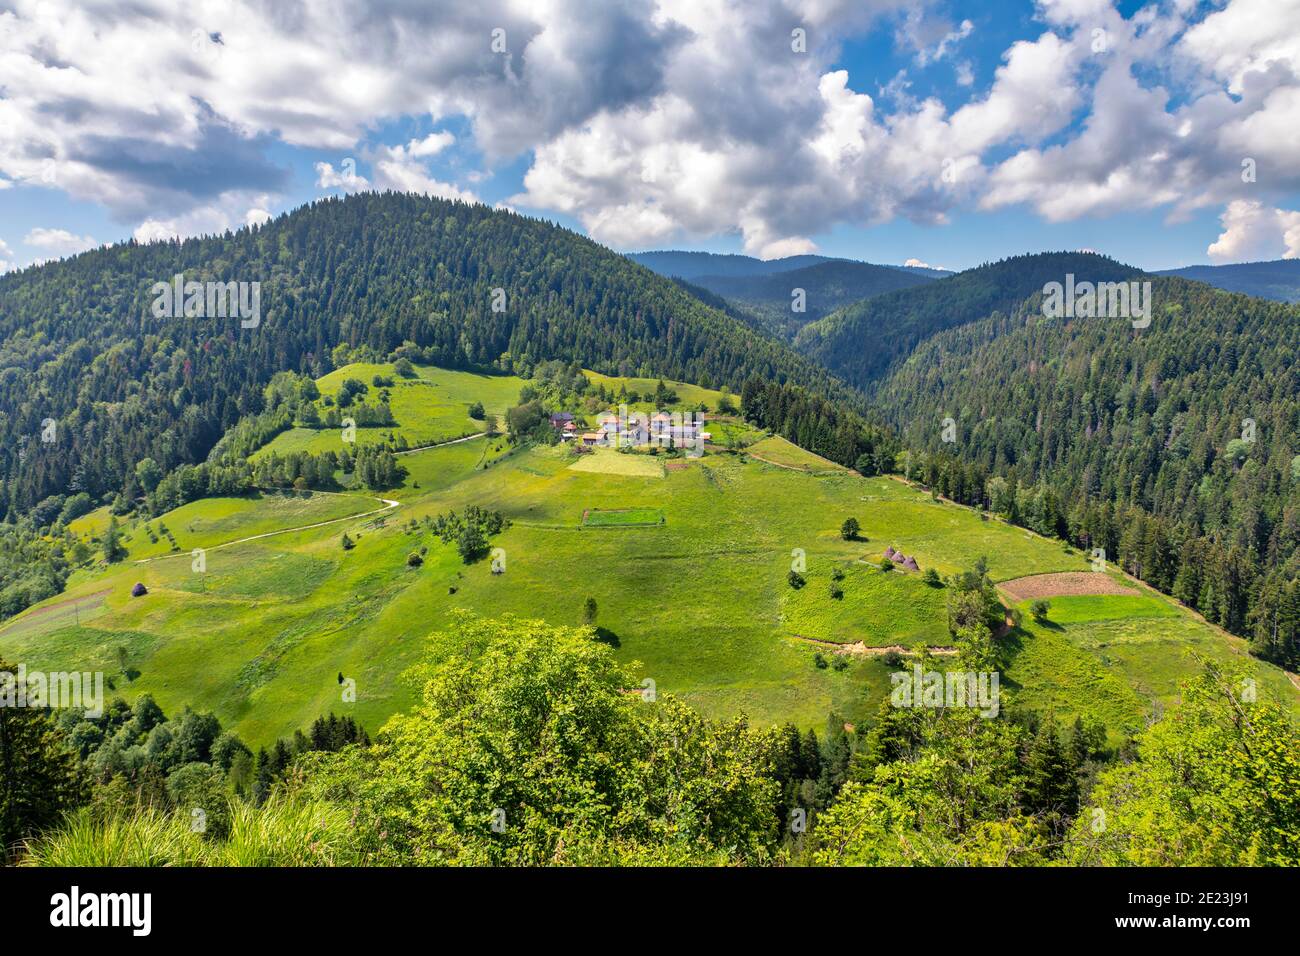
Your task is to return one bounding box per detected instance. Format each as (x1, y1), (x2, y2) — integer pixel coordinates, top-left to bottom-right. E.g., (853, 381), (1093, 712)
(2, 0), (1299, 274)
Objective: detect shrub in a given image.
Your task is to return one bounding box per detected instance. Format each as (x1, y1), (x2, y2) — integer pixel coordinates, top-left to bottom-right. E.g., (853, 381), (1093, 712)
(787, 570), (806, 589)
(840, 517), (860, 540)
(1031, 599), (1051, 622)
(407, 552), (423, 568)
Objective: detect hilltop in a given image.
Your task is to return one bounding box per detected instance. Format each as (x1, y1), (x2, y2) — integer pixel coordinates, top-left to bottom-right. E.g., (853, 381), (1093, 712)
(0, 192), (854, 522)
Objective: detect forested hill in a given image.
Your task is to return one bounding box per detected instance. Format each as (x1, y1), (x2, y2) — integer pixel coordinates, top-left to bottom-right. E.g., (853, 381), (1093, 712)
(870, 274), (1300, 665)
(1157, 259), (1300, 303)
(794, 252), (1143, 392)
(0, 192), (853, 516)
(683, 260), (938, 341)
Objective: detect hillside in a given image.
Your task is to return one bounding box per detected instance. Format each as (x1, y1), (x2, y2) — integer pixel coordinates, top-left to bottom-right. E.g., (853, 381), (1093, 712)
(0, 193), (854, 521)
(1157, 258), (1300, 303)
(4, 364), (1291, 750)
(868, 274), (1300, 666)
(683, 260), (938, 340)
(795, 252), (1143, 391)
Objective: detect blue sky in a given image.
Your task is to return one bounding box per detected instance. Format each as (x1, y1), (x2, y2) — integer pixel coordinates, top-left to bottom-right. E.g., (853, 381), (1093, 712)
(2, 0), (1298, 274)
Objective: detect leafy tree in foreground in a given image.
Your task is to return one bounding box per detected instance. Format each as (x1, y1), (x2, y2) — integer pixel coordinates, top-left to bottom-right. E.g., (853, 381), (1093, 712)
(298, 612), (778, 865)
(1065, 662), (1300, 866)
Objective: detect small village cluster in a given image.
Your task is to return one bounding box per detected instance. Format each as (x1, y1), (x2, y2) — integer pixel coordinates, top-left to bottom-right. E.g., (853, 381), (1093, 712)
(550, 410), (711, 449)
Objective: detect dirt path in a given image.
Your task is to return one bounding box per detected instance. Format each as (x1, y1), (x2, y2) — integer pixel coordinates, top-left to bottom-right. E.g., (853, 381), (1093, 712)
(393, 432), (486, 456)
(747, 452), (841, 475)
(791, 635), (959, 657)
(134, 492), (399, 564)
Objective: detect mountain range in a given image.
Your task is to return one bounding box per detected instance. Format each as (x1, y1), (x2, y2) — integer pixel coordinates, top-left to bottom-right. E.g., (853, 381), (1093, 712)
(3, 196), (1300, 667)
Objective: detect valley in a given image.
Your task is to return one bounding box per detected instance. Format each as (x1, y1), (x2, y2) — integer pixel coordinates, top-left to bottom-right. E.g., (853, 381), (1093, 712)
(4, 362), (1292, 750)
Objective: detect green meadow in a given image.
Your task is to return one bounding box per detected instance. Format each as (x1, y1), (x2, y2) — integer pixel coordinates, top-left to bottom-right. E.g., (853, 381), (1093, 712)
(582, 370), (727, 411)
(5, 367), (1297, 748)
(254, 363), (523, 458)
(1000, 591), (1296, 744)
(781, 564), (950, 648)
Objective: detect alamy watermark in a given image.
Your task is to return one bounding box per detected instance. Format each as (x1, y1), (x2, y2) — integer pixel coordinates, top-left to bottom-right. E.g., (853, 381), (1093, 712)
(0, 664), (104, 718)
(150, 273), (261, 328)
(890, 664), (1000, 717)
(1042, 274), (1151, 329)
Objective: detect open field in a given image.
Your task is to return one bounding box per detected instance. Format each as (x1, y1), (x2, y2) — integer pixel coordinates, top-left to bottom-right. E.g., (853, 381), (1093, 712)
(747, 436), (847, 472)
(999, 571), (1138, 602)
(254, 363), (523, 458)
(6, 368), (1297, 749)
(1000, 589), (1294, 744)
(781, 565), (950, 647)
(568, 448), (665, 477)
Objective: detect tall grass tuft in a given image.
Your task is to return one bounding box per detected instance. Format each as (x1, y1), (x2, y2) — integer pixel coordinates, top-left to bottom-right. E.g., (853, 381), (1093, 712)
(22, 807), (208, 867)
(219, 798), (361, 866)
(22, 798), (363, 867)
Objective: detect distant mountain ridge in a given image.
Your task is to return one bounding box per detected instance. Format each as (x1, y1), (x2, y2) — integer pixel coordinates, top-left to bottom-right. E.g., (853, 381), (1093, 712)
(629, 249), (948, 281)
(1157, 259), (1300, 303)
(794, 251), (1145, 392)
(681, 259), (939, 341)
(628, 250), (839, 279)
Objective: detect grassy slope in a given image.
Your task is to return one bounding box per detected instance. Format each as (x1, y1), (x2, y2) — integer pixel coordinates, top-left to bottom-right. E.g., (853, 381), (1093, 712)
(254, 363), (524, 458)
(580, 370), (727, 412)
(6, 370), (1296, 747)
(1001, 590), (1297, 744)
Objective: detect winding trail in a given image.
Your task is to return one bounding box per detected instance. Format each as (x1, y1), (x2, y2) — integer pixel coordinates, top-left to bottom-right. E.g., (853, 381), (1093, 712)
(133, 490), (400, 564)
(393, 431), (485, 455)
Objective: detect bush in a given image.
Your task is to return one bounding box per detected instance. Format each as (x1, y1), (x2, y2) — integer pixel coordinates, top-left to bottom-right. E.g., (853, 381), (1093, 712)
(813, 652), (828, 669)
(407, 552), (423, 568)
(831, 655), (849, 672)
(840, 517), (860, 540)
(468, 401), (485, 420)
(787, 570), (806, 589)
(922, 568), (942, 587)
(1031, 599), (1051, 622)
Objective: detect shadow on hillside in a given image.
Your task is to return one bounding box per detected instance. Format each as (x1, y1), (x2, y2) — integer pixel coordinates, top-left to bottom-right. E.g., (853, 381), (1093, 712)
(593, 626), (621, 649)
